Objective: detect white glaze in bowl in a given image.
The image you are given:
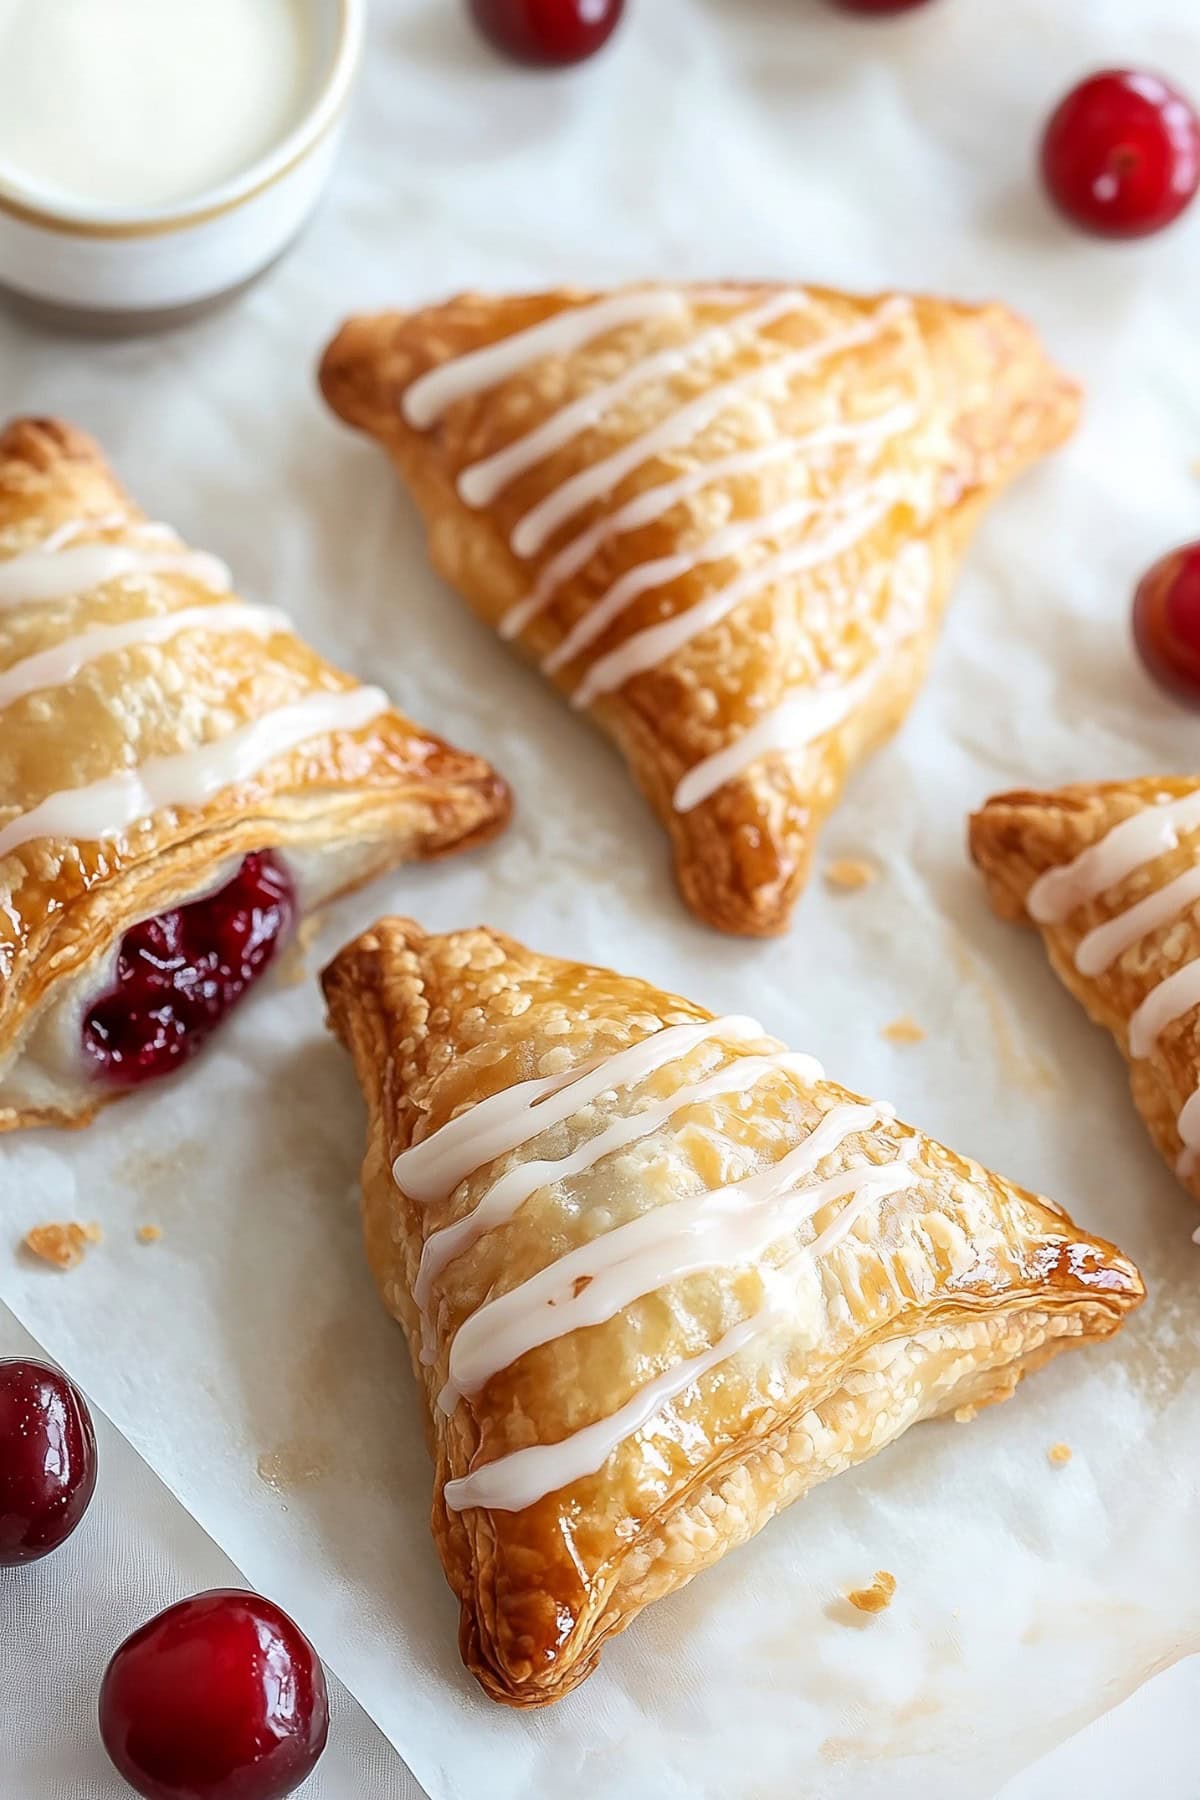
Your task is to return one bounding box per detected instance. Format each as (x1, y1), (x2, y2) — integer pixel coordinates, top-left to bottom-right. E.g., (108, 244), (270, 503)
(0, 0), (362, 326)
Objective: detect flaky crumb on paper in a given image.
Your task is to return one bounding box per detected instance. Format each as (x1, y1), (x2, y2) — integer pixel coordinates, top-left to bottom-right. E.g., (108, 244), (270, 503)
(846, 1570), (897, 1614)
(23, 1220), (103, 1270)
(881, 1014), (926, 1045)
(954, 1403), (979, 1423)
(137, 1224), (163, 1245)
(824, 856), (880, 892)
(1047, 1442), (1072, 1467)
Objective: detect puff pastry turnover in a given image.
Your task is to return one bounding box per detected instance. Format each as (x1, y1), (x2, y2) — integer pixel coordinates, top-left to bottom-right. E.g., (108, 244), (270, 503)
(321, 919), (1142, 1706)
(320, 282), (1079, 935)
(0, 418), (509, 1132)
(972, 775), (1200, 1200)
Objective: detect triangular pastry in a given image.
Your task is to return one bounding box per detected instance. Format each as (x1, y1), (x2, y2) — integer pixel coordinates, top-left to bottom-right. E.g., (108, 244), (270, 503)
(321, 919), (1141, 1706)
(0, 418), (509, 1131)
(320, 282), (1079, 935)
(972, 775), (1200, 1199)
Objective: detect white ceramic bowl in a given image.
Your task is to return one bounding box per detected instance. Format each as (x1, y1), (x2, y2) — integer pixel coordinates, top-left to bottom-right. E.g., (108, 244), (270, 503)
(0, 0), (363, 330)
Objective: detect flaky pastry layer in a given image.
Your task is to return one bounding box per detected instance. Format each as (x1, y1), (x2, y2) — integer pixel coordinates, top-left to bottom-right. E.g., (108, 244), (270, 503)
(320, 281), (1078, 935)
(322, 918), (1141, 1705)
(972, 775), (1200, 1201)
(0, 418), (510, 1130)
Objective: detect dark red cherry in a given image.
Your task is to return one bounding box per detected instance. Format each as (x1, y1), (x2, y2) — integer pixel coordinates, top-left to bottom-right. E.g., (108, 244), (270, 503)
(99, 1589), (329, 1800)
(468, 0), (624, 67)
(83, 852), (295, 1087)
(827, 0), (934, 13)
(0, 1358), (97, 1564)
(1041, 70), (1200, 237)
(1133, 541), (1200, 705)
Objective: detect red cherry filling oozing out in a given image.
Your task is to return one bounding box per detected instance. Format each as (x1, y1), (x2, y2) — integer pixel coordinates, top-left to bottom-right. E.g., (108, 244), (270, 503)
(99, 1589), (329, 1800)
(0, 1358), (97, 1566)
(1133, 541), (1200, 706)
(1040, 70), (1200, 238)
(83, 853), (295, 1087)
(468, 0), (625, 67)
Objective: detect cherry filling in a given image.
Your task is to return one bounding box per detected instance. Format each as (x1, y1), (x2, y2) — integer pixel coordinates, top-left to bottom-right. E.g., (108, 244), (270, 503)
(83, 853), (296, 1087)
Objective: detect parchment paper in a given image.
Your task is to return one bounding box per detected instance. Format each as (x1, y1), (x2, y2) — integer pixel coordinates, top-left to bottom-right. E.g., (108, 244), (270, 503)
(2, 2), (1198, 1796)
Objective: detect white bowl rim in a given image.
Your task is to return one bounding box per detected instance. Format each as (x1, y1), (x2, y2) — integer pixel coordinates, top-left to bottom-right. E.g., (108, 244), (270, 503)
(0, 0), (364, 239)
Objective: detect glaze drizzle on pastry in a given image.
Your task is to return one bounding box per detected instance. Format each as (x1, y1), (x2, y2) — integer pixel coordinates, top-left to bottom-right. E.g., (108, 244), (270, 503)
(0, 686), (389, 860)
(1029, 791), (1200, 1174)
(321, 919), (1142, 1703)
(321, 283), (1080, 936)
(0, 602), (289, 710)
(0, 516), (386, 858)
(0, 519), (230, 609)
(0, 417), (511, 1133)
(396, 286), (918, 770)
(393, 1013), (925, 1511)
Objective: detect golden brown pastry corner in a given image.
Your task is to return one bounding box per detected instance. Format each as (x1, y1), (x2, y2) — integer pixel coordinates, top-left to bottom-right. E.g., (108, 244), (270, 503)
(0, 423), (514, 1132)
(0, 415), (129, 515)
(969, 778), (1195, 924)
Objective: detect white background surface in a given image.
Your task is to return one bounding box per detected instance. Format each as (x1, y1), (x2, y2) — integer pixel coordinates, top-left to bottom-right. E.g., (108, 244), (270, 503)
(2, 1), (1200, 1795)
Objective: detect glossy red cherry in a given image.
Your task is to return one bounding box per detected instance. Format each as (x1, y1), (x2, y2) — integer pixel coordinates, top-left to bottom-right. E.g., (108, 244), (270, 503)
(468, 0), (624, 67)
(827, 0), (933, 13)
(99, 1589), (329, 1800)
(1040, 70), (1200, 237)
(1133, 541), (1200, 705)
(83, 852), (295, 1087)
(0, 1358), (97, 1564)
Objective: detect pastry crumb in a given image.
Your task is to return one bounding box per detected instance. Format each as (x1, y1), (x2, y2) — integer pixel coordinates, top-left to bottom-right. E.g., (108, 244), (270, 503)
(137, 1224), (163, 1244)
(846, 1570), (897, 1614)
(881, 1014), (926, 1045)
(825, 856), (880, 892)
(1047, 1441), (1072, 1467)
(23, 1220), (102, 1270)
(954, 1403), (979, 1423)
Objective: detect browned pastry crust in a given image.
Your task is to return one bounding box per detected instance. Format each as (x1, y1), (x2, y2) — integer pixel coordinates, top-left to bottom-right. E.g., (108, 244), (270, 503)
(971, 775), (1200, 1199)
(320, 282), (1079, 935)
(0, 418), (510, 1131)
(322, 918), (1141, 1706)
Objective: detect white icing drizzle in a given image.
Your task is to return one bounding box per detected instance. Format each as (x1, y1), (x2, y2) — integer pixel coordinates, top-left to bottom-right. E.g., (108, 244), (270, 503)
(394, 1013), (767, 1207)
(445, 1311), (766, 1514)
(443, 1130), (919, 1513)
(456, 291), (813, 511)
(439, 1098), (902, 1412)
(417, 1046), (822, 1326)
(39, 514), (135, 552)
(1027, 792), (1200, 924)
(0, 686), (389, 860)
(1075, 864), (1200, 979)
(0, 538), (232, 612)
(671, 538), (932, 813)
(1130, 961), (1200, 1061)
(1028, 792), (1200, 1176)
(542, 495), (825, 677)
(673, 673), (874, 814)
(507, 300), (910, 561)
(499, 402), (918, 644)
(0, 603), (290, 712)
(401, 290), (692, 430)
(571, 489), (893, 709)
